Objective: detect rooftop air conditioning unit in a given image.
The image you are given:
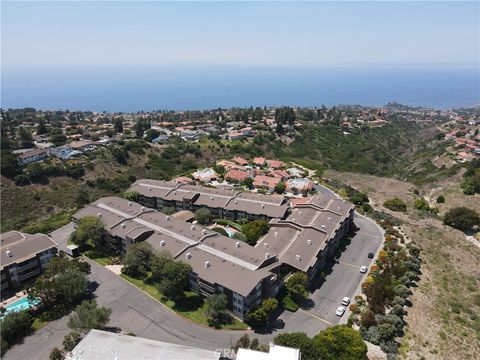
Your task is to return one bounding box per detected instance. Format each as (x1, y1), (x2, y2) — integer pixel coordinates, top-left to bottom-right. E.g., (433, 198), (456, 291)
(263, 243), (268, 248)
(191, 225), (196, 231)
(160, 240), (166, 246)
(296, 255), (301, 261)
(265, 253), (270, 259)
(204, 261), (211, 268)
(165, 216), (170, 221)
(6, 250), (12, 258)
(121, 223), (126, 229)
(141, 207), (145, 211)
(307, 239), (312, 245)
(97, 213), (102, 217)
(186, 253), (192, 259)
(148, 187), (152, 191)
(235, 242), (240, 248)
(128, 201), (132, 206)
(202, 229), (207, 235)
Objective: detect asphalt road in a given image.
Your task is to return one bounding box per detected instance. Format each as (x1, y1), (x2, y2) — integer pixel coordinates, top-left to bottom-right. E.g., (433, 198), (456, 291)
(301, 213), (384, 329)
(5, 206), (384, 358)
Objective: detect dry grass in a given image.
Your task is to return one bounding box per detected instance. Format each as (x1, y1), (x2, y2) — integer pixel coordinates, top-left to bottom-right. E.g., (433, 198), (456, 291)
(327, 171), (480, 360)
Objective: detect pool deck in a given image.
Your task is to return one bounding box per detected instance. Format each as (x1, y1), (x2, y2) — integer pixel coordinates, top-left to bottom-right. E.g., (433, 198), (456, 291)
(1, 291), (29, 309)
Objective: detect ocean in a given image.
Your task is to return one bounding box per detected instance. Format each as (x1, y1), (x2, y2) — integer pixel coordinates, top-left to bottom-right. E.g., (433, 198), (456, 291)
(1, 66), (478, 111)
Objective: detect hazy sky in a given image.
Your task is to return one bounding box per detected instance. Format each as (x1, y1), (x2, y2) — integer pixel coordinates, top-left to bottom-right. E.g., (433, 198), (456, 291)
(2, 1), (479, 67)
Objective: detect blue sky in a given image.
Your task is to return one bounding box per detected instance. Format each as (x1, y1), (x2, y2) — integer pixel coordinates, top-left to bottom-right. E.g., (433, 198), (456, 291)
(2, 1), (479, 67)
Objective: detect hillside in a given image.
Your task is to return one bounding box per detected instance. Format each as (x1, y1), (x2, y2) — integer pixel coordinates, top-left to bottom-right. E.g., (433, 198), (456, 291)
(327, 170), (480, 360)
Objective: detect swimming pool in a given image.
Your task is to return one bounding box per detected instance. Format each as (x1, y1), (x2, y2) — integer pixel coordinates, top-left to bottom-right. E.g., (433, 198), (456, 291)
(1, 297), (40, 318)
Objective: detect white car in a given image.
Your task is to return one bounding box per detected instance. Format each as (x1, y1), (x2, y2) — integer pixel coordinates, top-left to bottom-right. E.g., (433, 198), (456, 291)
(360, 265), (368, 273)
(335, 306), (346, 317)
(341, 297), (350, 306)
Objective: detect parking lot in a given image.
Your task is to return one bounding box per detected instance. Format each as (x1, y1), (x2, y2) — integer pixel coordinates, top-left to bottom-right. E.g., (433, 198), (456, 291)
(294, 213), (384, 332)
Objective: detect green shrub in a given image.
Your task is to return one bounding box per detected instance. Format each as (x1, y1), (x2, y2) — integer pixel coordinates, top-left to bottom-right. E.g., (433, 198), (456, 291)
(383, 198), (407, 212)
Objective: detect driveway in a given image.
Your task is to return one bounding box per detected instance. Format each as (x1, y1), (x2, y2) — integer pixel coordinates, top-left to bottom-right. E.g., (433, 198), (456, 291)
(49, 222), (76, 252)
(299, 213), (384, 329)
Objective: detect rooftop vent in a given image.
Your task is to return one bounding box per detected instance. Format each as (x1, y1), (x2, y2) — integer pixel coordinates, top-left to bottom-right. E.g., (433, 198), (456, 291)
(307, 239), (312, 245)
(204, 260), (211, 268)
(202, 229), (207, 235)
(128, 201), (132, 206)
(337, 207), (341, 211)
(296, 254), (301, 261)
(160, 240), (166, 246)
(191, 225), (196, 231)
(235, 241), (240, 248)
(186, 252), (192, 259)
(261, 204), (265, 208)
(235, 200), (238, 204)
(263, 242), (268, 248)
(165, 215), (170, 221)
(148, 187), (152, 191)
(6, 250), (12, 258)
(211, 196), (214, 201)
(327, 217), (331, 222)
(274, 232), (278, 237)
(97, 213), (102, 217)
(121, 223), (126, 229)
(321, 224), (326, 228)
(141, 206), (145, 211)
(174, 191), (177, 195)
(265, 252), (270, 259)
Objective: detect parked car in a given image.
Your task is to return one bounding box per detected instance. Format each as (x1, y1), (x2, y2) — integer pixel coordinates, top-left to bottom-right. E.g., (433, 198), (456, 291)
(368, 252), (374, 259)
(341, 297), (350, 306)
(360, 265), (368, 273)
(335, 306), (346, 316)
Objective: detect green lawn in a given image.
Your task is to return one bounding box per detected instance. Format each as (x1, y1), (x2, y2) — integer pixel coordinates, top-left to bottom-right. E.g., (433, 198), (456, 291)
(281, 293), (300, 312)
(120, 274), (248, 330)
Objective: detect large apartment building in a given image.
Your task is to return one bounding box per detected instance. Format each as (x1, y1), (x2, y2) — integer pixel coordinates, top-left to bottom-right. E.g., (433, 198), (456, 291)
(73, 182), (354, 320)
(128, 179), (290, 221)
(1, 231), (58, 293)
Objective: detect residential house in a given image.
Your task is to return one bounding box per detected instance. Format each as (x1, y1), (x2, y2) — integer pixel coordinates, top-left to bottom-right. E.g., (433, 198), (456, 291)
(17, 148), (47, 165)
(192, 168), (218, 183)
(224, 169), (250, 183)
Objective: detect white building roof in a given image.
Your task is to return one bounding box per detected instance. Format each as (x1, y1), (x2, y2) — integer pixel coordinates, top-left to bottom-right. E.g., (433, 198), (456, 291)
(236, 344), (300, 360)
(65, 330), (220, 360)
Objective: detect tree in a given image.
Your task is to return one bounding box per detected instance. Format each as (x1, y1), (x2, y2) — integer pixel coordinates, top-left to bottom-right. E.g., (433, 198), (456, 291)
(242, 220), (268, 245)
(49, 348), (64, 360)
(313, 325), (368, 360)
(0, 311), (33, 352)
(157, 261), (192, 301)
(194, 208), (213, 225)
(1, 149), (22, 178)
(394, 284), (411, 299)
(122, 242), (154, 278)
(248, 298), (278, 329)
(70, 216), (105, 249)
(150, 250), (174, 282)
(63, 331), (82, 352)
(76, 190), (90, 207)
(274, 332), (320, 360)
(113, 118), (124, 134)
(37, 119), (48, 135)
(383, 198), (407, 212)
(243, 177), (254, 189)
(204, 294), (228, 324)
(29, 256), (90, 308)
(285, 272), (308, 303)
(51, 133), (67, 146)
(274, 181), (286, 194)
(68, 300), (112, 332)
(436, 195), (445, 203)
(443, 207), (480, 232)
(213, 165), (225, 176)
(18, 126), (34, 147)
(56, 270), (89, 304)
